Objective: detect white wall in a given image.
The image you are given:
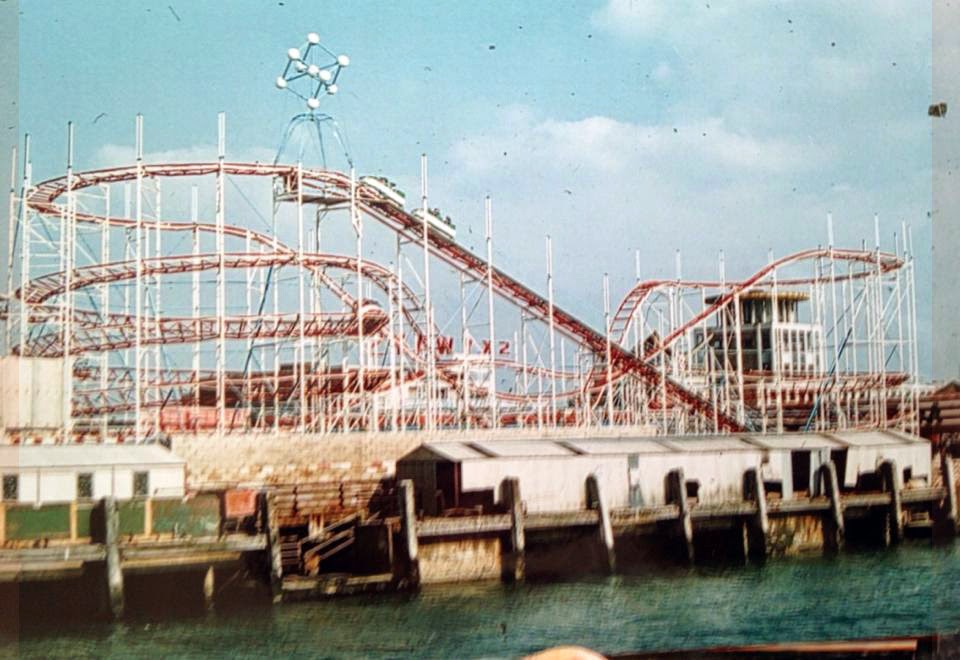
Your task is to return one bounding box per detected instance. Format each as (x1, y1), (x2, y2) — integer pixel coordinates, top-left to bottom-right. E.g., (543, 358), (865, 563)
(841, 445), (932, 488)
(150, 467), (186, 497)
(461, 456), (629, 513)
(627, 450), (765, 507)
(0, 357), (67, 431)
(16, 471), (38, 504)
(2, 465), (185, 505)
(38, 471), (74, 503)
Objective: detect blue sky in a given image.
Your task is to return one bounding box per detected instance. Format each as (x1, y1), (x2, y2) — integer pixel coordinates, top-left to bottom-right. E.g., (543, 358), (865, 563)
(17, 0), (935, 371)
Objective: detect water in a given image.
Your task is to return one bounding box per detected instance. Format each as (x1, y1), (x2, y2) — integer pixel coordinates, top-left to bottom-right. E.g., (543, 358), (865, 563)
(5, 543), (960, 658)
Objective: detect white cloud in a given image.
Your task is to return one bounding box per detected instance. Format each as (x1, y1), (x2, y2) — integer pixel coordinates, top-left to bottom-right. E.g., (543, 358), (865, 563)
(437, 108), (844, 295)
(590, 0), (666, 37)
(651, 61), (672, 82)
(451, 113), (825, 179)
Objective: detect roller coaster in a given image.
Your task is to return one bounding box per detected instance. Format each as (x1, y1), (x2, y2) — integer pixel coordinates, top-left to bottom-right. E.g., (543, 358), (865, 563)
(0, 114), (920, 442)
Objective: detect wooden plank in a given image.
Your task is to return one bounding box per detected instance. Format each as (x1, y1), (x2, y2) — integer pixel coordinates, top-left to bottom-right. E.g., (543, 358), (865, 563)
(122, 552), (242, 573)
(902, 487), (945, 503)
(281, 572), (395, 600)
(767, 498), (831, 514)
(0, 544), (106, 562)
(119, 536), (266, 557)
(417, 513), (511, 538)
(0, 560), (86, 582)
(610, 505), (679, 526)
(526, 511), (598, 530)
(303, 528), (354, 561)
(691, 503), (757, 519)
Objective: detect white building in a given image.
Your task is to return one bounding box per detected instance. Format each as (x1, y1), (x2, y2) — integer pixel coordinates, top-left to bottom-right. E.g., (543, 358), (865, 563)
(0, 444), (186, 505)
(397, 430), (931, 515)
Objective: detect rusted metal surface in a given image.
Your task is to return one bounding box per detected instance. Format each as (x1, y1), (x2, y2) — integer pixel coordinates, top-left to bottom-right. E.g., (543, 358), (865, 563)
(224, 489), (258, 519)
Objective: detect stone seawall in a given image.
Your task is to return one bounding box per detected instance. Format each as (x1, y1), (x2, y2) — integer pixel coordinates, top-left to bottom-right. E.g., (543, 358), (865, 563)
(171, 432), (423, 489)
(170, 426), (658, 490)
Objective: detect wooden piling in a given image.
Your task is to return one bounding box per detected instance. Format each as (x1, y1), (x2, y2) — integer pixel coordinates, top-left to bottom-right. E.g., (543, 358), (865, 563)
(501, 477), (526, 582)
(938, 453), (958, 538)
(397, 480), (420, 589)
(203, 565), (215, 609)
(879, 459), (903, 545)
(69, 501), (78, 541)
(144, 497), (153, 536)
(666, 468), (694, 563)
(743, 467), (769, 561)
(103, 496), (125, 619)
(819, 461), (844, 553)
(261, 491), (283, 602)
(586, 474), (615, 573)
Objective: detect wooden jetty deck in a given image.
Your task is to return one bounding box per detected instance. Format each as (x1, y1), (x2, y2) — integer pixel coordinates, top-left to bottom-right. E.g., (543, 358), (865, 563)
(0, 455), (956, 612)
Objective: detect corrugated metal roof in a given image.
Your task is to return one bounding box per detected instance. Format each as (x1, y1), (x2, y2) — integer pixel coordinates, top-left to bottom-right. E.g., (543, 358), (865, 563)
(830, 430), (922, 447)
(470, 441), (575, 457)
(659, 436), (757, 452)
(421, 442), (488, 461)
(402, 431), (927, 463)
(745, 434), (842, 450)
(0, 444), (185, 470)
(563, 439), (669, 455)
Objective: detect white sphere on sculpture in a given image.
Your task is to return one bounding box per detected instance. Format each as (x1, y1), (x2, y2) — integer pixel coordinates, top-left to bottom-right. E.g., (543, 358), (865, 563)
(337, 54), (350, 67)
(275, 76), (288, 89)
(307, 32), (320, 44)
(327, 84), (338, 95)
(287, 47), (301, 60)
(318, 69), (332, 82)
(295, 61), (307, 72)
(307, 97), (321, 110)
(307, 64), (320, 77)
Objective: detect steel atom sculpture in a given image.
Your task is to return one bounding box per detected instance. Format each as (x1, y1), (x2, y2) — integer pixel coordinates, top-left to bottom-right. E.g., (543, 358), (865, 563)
(275, 32), (350, 111)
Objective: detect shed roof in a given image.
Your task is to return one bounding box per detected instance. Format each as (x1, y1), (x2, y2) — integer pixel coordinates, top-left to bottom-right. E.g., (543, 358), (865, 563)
(563, 439), (670, 455)
(400, 430), (929, 463)
(744, 434), (842, 450)
(468, 440), (575, 458)
(416, 442), (488, 462)
(0, 444), (185, 470)
(830, 430), (925, 447)
(659, 436), (758, 452)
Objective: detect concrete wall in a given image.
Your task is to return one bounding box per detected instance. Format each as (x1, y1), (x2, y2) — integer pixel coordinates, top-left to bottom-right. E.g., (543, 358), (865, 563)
(767, 514), (824, 557)
(418, 536), (502, 584)
(171, 431), (423, 489)
(629, 450), (765, 507)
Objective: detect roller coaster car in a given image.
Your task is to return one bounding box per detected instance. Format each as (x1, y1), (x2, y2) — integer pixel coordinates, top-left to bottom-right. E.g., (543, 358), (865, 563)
(352, 298), (384, 317)
(273, 173), (298, 197)
(412, 207), (457, 240)
(360, 175), (406, 209)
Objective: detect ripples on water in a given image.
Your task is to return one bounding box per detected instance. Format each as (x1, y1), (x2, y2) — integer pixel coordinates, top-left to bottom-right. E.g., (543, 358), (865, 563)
(4, 543), (960, 658)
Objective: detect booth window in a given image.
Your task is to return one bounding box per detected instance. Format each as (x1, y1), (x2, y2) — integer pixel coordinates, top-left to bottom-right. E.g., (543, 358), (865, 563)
(77, 473), (93, 499)
(2, 475), (17, 501)
(134, 472), (149, 497)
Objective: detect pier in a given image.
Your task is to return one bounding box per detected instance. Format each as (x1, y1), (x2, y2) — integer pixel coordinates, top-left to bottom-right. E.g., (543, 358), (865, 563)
(0, 430), (955, 616)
